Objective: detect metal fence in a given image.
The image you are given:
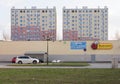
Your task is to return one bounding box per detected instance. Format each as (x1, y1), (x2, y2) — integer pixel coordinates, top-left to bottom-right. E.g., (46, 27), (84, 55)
(49, 54), (120, 63)
(0, 54), (120, 63)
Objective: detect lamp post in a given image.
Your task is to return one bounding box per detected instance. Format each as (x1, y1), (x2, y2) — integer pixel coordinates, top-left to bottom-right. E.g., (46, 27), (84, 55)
(46, 38), (50, 65)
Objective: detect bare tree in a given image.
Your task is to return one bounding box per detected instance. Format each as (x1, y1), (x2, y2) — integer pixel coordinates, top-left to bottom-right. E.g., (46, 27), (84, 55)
(2, 32), (10, 41)
(115, 31), (120, 40)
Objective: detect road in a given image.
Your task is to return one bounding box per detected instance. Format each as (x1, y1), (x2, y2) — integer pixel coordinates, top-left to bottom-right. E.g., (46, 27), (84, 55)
(0, 63), (120, 68)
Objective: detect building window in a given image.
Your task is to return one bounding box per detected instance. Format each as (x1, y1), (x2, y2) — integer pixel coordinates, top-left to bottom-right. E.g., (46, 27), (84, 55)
(79, 10), (81, 12)
(64, 22), (66, 24)
(27, 14), (30, 17)
(23, 10), (25, 13)
(42, 16), (44, 18)
(67, 10), (69, 13)
(72, 10), (74, 13)
(79, 14), (81, 17)
(37, 14), (40, 16)
(49, 26), (51, 28)
(27, 10), (29, 13)
(105, 14), (107, 16)
(49, 10), (51, 13)
(75, 10), (77, 13)
(12, 10), (14, 13)
(79, 26), (82, 28)
(42, 20), (44, 22)
(38, 22), (40, 24)
(34, 22), (36, 24)
(83, 22), (85, 24)
(105, 18), (107, 20)
(42, 27), (45, 30)
(42, 10), (44, 13)
(20, 24), (22, 26)
(37, 10), (40, 13)
(15, 10), (18, 13)
(12, 14), (14, 16)
(105, 10), (107, 12)
(12, 22), (14, 24)
(12, 18), (14, 20)
(94, 10), (97, 13)
(20, 10), (22, 13)
(15, 22), (18, 24)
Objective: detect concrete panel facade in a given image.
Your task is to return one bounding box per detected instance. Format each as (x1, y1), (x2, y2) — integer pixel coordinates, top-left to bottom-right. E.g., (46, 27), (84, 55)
(0, 41), (47, 55)
(0, 41), (120, 55)
(0, 41), (120, 62)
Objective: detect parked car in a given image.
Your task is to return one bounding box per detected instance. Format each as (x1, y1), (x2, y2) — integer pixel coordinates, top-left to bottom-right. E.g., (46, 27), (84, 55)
(52, 60), (61, 63)
(39, 59), (44, 63)
(12, 56), (39, 64)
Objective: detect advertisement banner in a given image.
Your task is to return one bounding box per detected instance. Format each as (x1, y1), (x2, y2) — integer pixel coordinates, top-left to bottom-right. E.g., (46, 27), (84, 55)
(97, 43), (113, 49)
(70, 41), (86, 50)
(91, 41), (113, 50)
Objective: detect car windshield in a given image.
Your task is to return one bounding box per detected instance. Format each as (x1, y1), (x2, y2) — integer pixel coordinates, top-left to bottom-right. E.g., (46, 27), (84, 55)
(18, 56), (30, 59)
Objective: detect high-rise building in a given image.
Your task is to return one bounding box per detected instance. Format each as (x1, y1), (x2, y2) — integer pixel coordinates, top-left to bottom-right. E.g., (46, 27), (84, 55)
(63, 6), (108, 41)
(11, 6), (56, 41)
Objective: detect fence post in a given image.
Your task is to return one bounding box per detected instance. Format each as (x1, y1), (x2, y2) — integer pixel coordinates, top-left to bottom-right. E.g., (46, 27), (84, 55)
(91, 54), (96, 63)
(112, 56), (118, 68)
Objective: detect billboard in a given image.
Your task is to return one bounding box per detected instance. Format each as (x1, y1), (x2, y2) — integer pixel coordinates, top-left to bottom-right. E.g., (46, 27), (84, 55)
(70, 41), (86, 50)
(97, 43), (113, 50)
(91, 41), (113, 50)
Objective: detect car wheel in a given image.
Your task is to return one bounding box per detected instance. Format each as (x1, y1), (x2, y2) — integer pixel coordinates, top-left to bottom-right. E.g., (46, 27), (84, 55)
(33, 60), (37, 64)
(18, 61), (22, 64)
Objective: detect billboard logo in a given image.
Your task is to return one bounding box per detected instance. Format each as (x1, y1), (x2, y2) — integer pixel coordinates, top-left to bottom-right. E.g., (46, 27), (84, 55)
(91, 41), (113, 50)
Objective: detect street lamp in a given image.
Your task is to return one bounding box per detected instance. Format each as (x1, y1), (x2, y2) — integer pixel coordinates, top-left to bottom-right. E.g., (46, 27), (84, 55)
(46, 38), (50, 65)
(43, 34), (53, 65)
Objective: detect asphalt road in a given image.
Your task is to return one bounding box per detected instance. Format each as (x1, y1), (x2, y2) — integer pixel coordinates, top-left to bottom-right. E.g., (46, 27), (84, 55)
(0, 63), (120, 68)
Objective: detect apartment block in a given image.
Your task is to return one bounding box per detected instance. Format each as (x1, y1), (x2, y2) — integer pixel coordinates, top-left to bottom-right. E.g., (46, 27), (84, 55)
(63, 6), (108, 41)
(11, 6), (56, 41)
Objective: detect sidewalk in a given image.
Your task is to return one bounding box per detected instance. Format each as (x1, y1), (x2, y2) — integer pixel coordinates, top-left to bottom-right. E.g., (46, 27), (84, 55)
(86, 63), (118, 68)
(0, 63), (120, 68)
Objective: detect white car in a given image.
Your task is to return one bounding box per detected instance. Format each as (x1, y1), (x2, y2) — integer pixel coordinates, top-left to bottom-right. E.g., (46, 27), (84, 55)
(52, 60), (61, 63)
(12, 56), (39, 64)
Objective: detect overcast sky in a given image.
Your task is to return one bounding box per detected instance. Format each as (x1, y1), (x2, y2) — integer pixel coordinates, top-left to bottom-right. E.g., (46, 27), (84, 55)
(0, 0), (120, 40)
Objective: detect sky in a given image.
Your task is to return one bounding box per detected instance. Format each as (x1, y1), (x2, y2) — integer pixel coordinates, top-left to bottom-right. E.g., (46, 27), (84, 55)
(0, 0), (120, 40)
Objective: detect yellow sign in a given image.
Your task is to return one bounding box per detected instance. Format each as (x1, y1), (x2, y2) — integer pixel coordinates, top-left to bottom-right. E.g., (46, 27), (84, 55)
(97, 43), (113, 50)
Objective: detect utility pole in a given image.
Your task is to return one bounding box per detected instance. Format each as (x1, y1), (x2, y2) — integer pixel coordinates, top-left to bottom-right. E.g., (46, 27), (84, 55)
(46, 38), (50, 65)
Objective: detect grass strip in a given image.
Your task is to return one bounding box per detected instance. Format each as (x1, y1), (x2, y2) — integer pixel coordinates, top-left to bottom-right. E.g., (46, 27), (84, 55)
(8, 62), (89, 66)
(0, 68), (120, 84)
